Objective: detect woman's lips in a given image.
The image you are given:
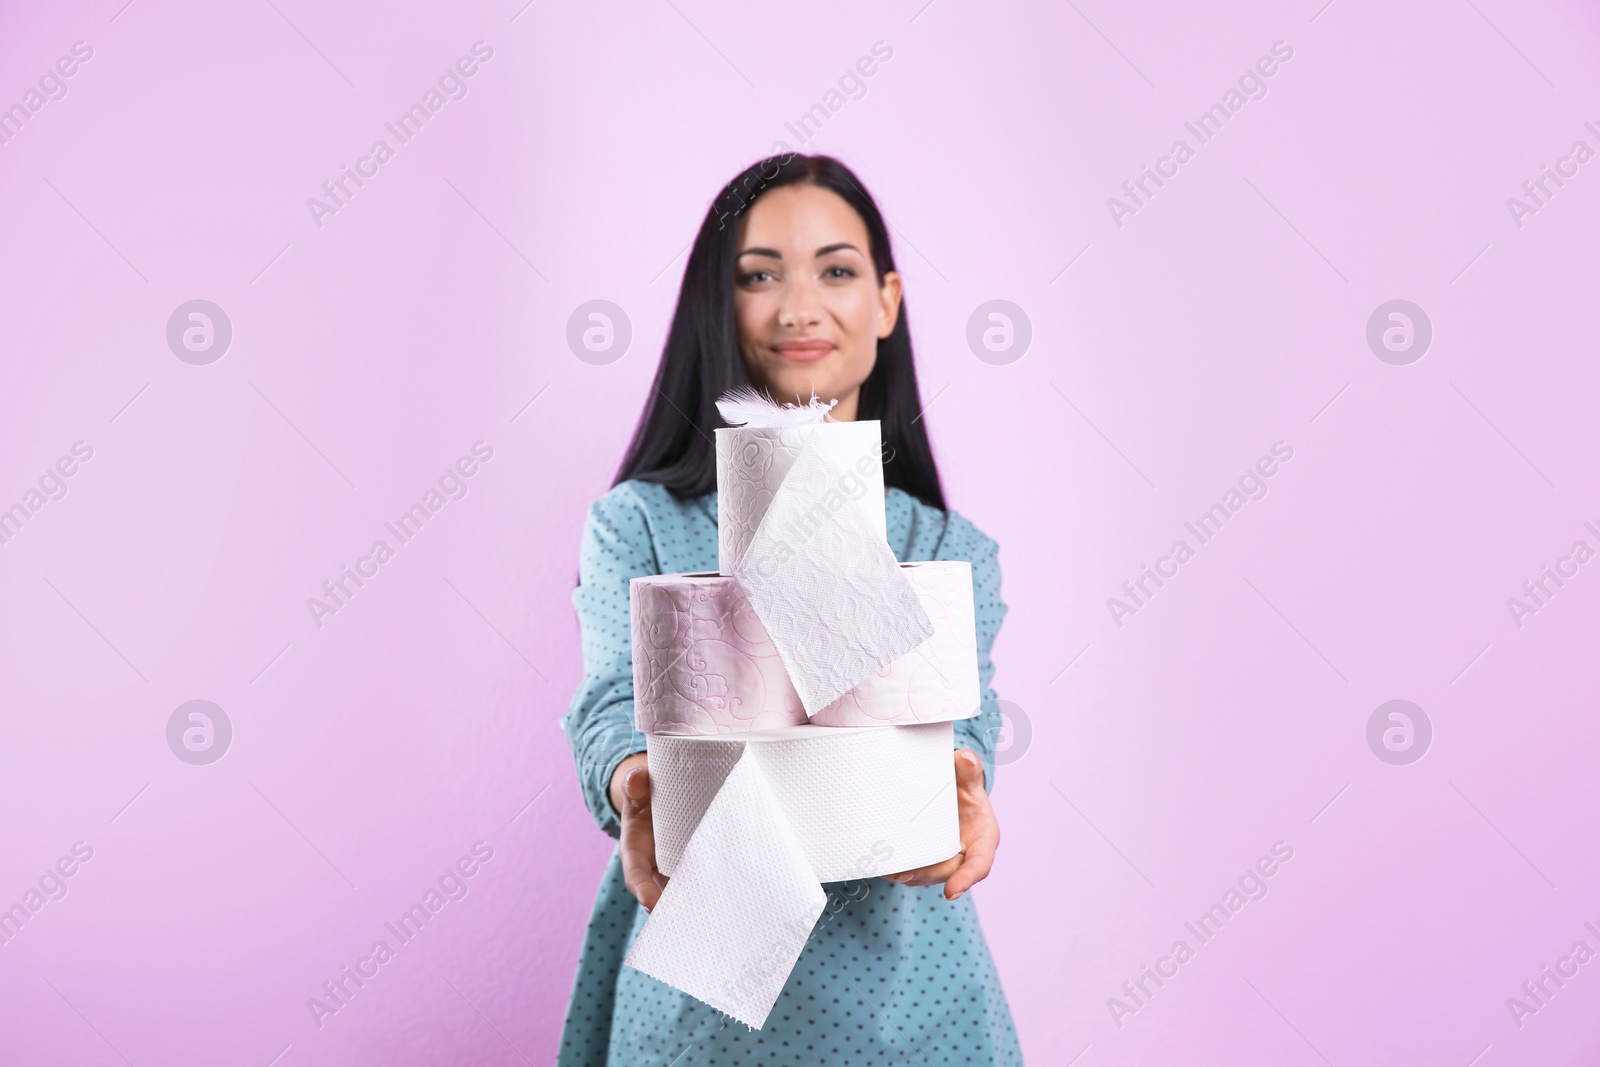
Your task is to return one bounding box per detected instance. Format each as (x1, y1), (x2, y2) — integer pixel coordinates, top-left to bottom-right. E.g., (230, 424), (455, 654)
(772, 341), (835, 362)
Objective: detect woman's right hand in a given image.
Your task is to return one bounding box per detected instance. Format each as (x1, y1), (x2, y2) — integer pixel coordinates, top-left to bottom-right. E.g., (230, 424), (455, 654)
(610, 752), (669, 912)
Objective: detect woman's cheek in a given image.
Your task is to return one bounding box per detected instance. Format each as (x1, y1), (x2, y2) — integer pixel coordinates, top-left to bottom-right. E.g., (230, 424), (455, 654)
(825, 289), (867, 342)
(734, 297), (764, 345)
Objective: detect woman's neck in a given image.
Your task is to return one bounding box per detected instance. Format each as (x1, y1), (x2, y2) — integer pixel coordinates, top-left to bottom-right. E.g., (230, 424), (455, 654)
(828, 389), (860, 422)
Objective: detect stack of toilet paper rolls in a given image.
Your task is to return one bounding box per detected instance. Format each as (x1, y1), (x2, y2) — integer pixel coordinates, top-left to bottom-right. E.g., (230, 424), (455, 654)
(623, 404), (981, 1029)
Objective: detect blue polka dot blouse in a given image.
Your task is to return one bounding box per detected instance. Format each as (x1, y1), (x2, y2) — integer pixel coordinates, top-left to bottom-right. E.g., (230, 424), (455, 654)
(557, 479), (1023, 1065)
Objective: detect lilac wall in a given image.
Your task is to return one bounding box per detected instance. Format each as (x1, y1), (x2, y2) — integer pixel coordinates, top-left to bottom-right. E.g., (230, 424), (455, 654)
(3, 0), (1599, 1063)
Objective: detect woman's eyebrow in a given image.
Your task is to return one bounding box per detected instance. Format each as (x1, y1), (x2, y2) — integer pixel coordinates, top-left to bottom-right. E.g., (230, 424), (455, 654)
(737, 242), (863, 259)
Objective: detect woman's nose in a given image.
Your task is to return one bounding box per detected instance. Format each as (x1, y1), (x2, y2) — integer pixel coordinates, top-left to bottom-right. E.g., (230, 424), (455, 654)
(777, 287), (823, 329)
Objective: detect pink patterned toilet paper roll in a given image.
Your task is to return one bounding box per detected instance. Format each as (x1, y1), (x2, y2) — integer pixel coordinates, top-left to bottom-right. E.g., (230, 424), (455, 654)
(630, 561), (980, 734)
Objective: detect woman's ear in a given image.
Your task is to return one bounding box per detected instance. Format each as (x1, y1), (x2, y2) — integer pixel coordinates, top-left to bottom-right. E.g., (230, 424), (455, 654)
(876, 270), (903, 339)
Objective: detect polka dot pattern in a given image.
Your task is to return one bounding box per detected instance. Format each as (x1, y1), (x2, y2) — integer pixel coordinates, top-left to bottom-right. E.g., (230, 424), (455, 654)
(557, 480), (1021, 1065)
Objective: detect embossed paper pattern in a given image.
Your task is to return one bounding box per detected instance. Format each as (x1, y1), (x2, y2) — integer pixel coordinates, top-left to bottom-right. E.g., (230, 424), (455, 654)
(631, 564), (980, 734)
(645, 722), (960, 884)
(630, 573), (806, 735)
(808, 561), (980, 727)
(716, 421), (885, 575)
(730, 436), (934, 716)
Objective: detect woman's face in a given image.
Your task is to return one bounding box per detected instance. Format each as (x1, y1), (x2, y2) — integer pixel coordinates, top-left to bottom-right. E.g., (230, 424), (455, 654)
(732, 183), (902, 422)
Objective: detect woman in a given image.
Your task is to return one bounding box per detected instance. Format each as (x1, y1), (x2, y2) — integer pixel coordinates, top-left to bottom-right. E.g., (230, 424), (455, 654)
(559, 153), (1023, 1065)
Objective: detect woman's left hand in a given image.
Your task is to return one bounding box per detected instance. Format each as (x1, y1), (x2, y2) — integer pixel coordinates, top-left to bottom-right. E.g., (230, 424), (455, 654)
(883, 748), (999, 901)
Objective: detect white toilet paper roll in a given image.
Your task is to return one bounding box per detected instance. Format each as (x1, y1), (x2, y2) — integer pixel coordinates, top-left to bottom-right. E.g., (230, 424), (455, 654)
(716, 420), (886, 573)
(647, 721), (961, 883)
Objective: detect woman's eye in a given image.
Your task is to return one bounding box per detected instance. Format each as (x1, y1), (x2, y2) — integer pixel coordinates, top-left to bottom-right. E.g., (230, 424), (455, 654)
(824, 266), (855, 279)
(739, 270), (774, 285)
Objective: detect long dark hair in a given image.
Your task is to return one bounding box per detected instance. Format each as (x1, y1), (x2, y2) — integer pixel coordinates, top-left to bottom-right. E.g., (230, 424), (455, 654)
(611, 153), (947, 511)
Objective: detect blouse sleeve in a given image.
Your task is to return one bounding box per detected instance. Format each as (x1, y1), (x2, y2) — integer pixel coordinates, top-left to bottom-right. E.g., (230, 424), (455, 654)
(943, 515), (1008, 796)
(559, 484), (658, 840)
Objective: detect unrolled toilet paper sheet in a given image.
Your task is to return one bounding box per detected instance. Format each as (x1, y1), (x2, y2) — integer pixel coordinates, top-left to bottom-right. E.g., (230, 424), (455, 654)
(623, 749), (826, 1030)
(731, 437), (934, 715)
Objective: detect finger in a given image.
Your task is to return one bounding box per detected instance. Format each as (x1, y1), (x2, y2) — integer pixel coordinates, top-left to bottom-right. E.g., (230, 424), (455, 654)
(885, 853), (962, 887)
(619, 769), (666, 909)
(621, 848), (665, 911)
(954, 749), (991, 800)
(884, 855), (956, 884)
(628, 860), (669, 912)
(624, 765), (652, 815)
(619, 828), (657, 906)
(943, 820), (999, 900)
(954, 748), (985, 788)
(638, 871), (667, 912)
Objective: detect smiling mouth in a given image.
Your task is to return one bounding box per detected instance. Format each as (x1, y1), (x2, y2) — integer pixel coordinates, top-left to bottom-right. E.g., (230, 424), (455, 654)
(773, 341), (835, 362)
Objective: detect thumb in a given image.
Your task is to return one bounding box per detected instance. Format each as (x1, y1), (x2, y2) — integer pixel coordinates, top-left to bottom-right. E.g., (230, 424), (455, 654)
(956, 749), (985, 786)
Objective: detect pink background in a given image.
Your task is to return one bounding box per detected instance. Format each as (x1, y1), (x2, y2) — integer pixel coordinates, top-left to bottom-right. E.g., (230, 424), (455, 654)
(3, 0), (1599, 1063)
